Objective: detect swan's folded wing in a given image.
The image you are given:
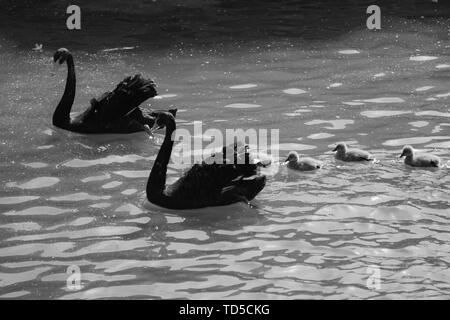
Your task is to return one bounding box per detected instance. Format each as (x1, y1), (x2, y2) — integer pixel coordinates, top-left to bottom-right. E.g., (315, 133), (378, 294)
(348, 149), (373, 161)
(165, 163), (261, 207)
(90, 74), (157, 122)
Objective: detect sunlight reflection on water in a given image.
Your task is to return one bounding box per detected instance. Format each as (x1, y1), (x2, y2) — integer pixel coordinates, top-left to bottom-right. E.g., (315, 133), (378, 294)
(0, 2), (450, 299)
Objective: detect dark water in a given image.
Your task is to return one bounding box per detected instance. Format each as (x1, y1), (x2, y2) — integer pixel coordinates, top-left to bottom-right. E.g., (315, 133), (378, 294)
(0, 0), (449, 299)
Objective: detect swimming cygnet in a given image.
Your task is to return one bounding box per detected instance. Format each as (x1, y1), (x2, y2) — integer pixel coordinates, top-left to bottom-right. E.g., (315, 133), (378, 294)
(285, 151), (322, 171)
(400, 145), (440, 168)
(332, 142), (373, 162)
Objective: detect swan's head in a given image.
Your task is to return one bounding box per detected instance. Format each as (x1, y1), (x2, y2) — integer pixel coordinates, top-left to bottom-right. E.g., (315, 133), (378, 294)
(285, 151), (299, 163)
(53, 48), (71, 64)
(149, 108), (177, 119)
(332, 142), (347, 153)
(150, 111), (176, 133)
(142, 109), (177, 136)
(400, 145), (414, 158)
(168, 108), (177, 118)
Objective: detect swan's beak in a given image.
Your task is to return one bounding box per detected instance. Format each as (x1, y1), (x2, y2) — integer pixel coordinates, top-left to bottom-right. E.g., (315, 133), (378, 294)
(332, 146), (338, 152)
(52, 59), (62, 75)
(153, 123), (163, 133)
(399, 151), (405, 158)
(143, 124), (153, 136)
(146, 122), (163, 136)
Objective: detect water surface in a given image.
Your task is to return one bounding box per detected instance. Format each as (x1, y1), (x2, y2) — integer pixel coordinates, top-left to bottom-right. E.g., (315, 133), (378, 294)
(0, 0), (449, 299)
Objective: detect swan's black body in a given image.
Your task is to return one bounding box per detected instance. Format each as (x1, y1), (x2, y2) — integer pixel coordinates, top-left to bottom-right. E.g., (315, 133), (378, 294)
(146, 112), (266, 209)
(52, 48), (175, 133)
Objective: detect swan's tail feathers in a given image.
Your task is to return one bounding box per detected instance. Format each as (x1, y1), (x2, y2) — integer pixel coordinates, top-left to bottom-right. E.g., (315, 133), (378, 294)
(241, 174), (266, 201)
(221, 174), (266, 203)
(220, 184), (249, 205)
(90, 74), (157, 122)
(221, 189), (250, 205)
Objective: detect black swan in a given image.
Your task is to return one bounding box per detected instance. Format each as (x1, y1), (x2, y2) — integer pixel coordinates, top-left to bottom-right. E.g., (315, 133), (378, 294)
(52, 48), (176, 134)
(145, 112), (267, 209)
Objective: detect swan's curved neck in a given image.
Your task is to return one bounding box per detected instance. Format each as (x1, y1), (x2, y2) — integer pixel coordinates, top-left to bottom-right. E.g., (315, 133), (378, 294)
(146, 119), (176, 203)
(53, 55), (75, 127)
